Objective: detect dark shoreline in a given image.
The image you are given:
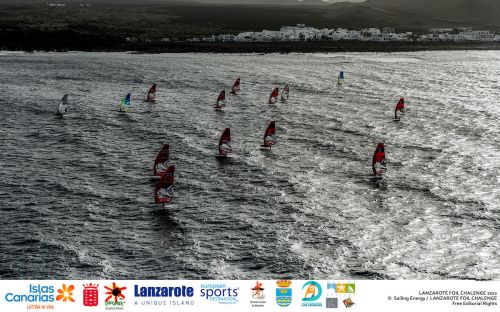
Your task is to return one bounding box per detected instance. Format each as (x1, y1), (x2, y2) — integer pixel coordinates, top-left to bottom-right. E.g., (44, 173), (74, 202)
(1, 32), (499, 54)
(128, 41), (500, 54)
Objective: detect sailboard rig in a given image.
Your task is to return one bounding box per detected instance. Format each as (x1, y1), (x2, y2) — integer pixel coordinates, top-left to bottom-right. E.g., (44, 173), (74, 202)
(119, 93), (131, 112)
(231, 77), (240, 95)
(261, 121), (276, 149)
(145, 84), (157, 102)
(155, 165), (175, 204)
(56, 94), (70, 116)
(281, 85), (289, 102)
(338, 71), (345, 85)
(372, 143), (387, 178)
(269, 87), (279, 104)
(153, 144), (170, 177)
(216, 128), (232, 158)
(214, 90), (226, 110)
(394, 97), (405, 120)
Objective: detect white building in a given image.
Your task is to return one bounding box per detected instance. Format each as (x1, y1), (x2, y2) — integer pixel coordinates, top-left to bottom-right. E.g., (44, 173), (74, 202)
(201, 35), (215, 42)
(461, 31), (495, 41)
(443, 33), (465, 42)
(194, 24), (499, 43)
(216, 34), (235, 42)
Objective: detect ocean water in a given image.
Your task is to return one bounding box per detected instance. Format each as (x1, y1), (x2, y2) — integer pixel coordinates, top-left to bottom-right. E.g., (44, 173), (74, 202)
(0, 51), (499, 280)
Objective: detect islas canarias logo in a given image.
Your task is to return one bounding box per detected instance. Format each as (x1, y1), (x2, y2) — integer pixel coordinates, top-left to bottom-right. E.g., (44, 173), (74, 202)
(104, 282), (126, 309)
(56, 284), (75, 302)
(302, 281), (322, 307)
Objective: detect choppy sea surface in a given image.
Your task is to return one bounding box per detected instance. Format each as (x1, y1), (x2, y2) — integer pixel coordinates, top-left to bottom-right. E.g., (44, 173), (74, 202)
(0, 51), (499, 280)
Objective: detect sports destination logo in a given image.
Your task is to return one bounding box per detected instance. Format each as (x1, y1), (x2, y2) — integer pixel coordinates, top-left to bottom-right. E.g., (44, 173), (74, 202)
(302, 281), (323, 307)
(200, 283), (239, 305)
(275, 280), (292, 307)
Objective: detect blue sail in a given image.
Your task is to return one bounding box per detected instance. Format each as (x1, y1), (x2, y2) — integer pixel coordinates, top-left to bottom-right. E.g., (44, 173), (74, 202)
(338, 71), (345, 85)
(120, 93), (131, 112)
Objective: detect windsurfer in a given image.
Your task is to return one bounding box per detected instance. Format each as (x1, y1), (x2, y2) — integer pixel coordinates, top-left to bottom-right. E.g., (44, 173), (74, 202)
(372, 143), (386, 176)
(394, 98), (405, 119)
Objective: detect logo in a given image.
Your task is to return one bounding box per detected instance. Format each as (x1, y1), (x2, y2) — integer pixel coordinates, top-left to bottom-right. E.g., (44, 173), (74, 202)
(4, 284), (55, 310)
(252, 281), (264, 300)
(338, 284), (355, 294)
(83, 283), (99, 307)
(200, 284), (239, 305)
(104, 282), (127, 310)
(302, 281), (322, 307)
(275, 280), (292, 307)
(327, 283), (355, 294)
(343, 297), (355, 308)
(250, 281), (266, 308)
(326, 282), (355, 309)
(5, 284), (55, 303)
(56, 284), (75, 302)
(326, 298), (338, 309)
(133, 284), (194, 307)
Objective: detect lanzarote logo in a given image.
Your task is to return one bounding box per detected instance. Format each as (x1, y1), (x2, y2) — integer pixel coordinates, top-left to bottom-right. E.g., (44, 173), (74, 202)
(56, 284), (75, 303)
(83, 283), (99, 307)
(104, 282), (127, 310)
(302, 281), (323, 307)
(275, 280), (292, 307)
(250, 281), (266, 308)
(133, 284), (195, 307)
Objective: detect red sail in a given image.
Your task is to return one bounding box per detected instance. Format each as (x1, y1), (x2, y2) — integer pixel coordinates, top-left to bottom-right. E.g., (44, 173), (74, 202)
(395, 97), (405, 112)
(269, 87), (279, 104)
(153, 144), (170, 176)
(217, 90), (226, 101)
(394, 97), (405, 119)
(231, 78), (240, 94)
(263, 121), (276, 146)
(219, 128), (232, 155)
(155, 165), (175, 204)
(215, 90), (226, 109)
(372, 143), (386, 175)
(146, 84), (157, 101)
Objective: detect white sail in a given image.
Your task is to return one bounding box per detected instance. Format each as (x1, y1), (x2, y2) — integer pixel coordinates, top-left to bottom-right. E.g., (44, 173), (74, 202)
(56, 94), (69, 116)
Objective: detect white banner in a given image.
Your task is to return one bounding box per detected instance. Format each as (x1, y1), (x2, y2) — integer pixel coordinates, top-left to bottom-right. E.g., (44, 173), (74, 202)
(0, 280), (497, 311)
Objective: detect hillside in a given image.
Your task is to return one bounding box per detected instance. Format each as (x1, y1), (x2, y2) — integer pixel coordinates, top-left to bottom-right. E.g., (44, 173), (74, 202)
(362, 0), (500, 27)
(0, 0), (498, 52)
